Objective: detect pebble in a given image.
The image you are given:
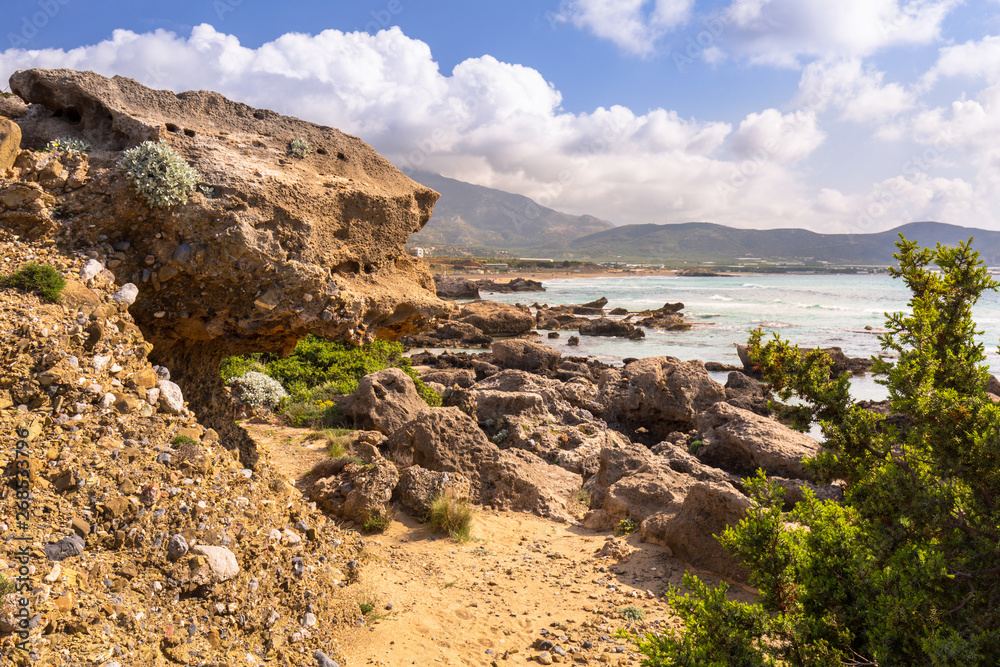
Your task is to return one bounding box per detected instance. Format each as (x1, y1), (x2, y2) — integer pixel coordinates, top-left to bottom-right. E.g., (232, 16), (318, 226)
(79, 259), (103, 281)
(167, 534), (189, 560)
(111, 283), (139, 306)
(44, 534), (85, 561)
(303, 612), (317, 627)
(538, 651), (553, 665)
(313, 651), (339, 667)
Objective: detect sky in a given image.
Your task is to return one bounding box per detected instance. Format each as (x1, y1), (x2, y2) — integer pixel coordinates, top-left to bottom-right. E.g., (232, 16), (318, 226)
(2, 0), (1000, 233)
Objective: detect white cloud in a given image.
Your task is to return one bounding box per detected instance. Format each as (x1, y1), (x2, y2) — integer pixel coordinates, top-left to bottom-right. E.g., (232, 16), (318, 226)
(729, 108), (826, 163)
(922, 34), (1000, 88)
(719, 0), (961, 66)
(796, 58), (915, 124)
(4, 24), (1000, 233)
(556, 0), (694, 56)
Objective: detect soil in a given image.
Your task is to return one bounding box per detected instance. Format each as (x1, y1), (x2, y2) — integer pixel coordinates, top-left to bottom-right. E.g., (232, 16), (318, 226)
(246, 424), (752, 666)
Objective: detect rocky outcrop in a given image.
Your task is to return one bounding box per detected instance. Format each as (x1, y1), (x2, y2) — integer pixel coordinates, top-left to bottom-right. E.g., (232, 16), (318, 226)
(457, 300), (534, 336)
(395, 466), (472, 516)
(696, 402), (820, 479)
(634, 302), (690, 330)
(401, 320), (492, 348)
(420, 368), (477, 389)
(387, 407), (580, 520)
(579, 318), (644, 340)
(641, 482), (750, 581)
(598, 357), (727, 442)
(434, 275), (482, 300)
(736, 344), (872, 377)
(6, 68), (447, 465)
(346, 368), (427, 435)
(478, 277), (545, 293)
(491, 339), (562, 372)
(535, 308), (590, 331)
(0, 118), (20, 171)
(310, 455), (400, 525)
(724, 371), (772, 416)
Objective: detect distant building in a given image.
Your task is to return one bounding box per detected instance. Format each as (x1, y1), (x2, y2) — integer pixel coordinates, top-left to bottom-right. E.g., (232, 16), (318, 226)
(483, 263), (509, 273)
(412, 247), (425, 258)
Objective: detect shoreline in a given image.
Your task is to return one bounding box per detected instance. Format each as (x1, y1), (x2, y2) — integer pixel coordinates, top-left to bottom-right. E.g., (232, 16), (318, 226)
(445, 269), (680, 281)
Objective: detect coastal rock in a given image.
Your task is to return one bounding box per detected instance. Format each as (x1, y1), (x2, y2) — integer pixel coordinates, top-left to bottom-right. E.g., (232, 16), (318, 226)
(310, 455), (400, 525)
(457, 300), (534, 336)
(420, 368), (476, 389)
(9, 68), (446, 466)
(724, 371), (772, 416)
(395, 466), (472, 516)
(771, 476), (844, 510)
(0, 117), (21, 172)
(434, 275), (481, 299)
(641, 482), (750, 581)
(598, 357), (726, 441)
(402, 320), (493, 348)
(491, 339), (561, 372)
(477, 277), (545, 293)
(696, 402), (820, 479)
(584, 457), (695, 531)
(481, 448), (580, 522)
(346, 368), (427, 435)
(535, 308), (590, 331)
(579, 318), (644, 340)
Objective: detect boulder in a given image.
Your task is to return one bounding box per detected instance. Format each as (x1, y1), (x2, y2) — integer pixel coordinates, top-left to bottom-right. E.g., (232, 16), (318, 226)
(481, 448), (581, 522)
(0, 94), (28, 119)
(310, 455), (400, 525)
(599, 357), (726, 441)
(0, 117), (21, 172)
(457, 301), (534, 336)
(641, 482), (750, 581)
(535, 309), (590, 330)
(346, 368), (427, 435)
(696, 402), (820, 479)
(477, 277), (545, 293)
(420, 368), (476, 389)
(584, 458), (694, 531)
(157, 379), (185, 415)
(770, 476), (844, 510)
(402, 320), (492, 348)
(608, 307), (629, 316)
(579, 318), (644, 340)
(395, 466), (472, 516)
(724, 371), (772, 416)
(491, 339), (561, 372)
(9, 68), (447, 467)
(434, 276), (481, 300)
(581, 297), (608, 309)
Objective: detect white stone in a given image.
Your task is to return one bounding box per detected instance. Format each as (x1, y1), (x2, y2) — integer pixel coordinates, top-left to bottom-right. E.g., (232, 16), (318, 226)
(157, 380), (185, 414)
(111, 283), (139, 306)
(93, 355), (111, 371)
(43, 564), (61, 583)
(282, 529), (302, 546)
(99, 393), (115, 408)
(146, 387), (160, 407)
(190, 545), (240, 582)
(79, 259), (103, 281)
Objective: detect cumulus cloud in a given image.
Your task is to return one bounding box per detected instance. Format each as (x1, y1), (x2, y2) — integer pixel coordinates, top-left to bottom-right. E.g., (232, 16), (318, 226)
(796, 58), (915, 123)
(3, 23), (1000, 232)
(922, 34), (1000, 87)
(719, 0), (961, 66)
(555, 0), (694, 56)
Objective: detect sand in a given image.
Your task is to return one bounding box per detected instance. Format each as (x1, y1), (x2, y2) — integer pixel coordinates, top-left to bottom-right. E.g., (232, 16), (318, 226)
(248, 424), (754, 666)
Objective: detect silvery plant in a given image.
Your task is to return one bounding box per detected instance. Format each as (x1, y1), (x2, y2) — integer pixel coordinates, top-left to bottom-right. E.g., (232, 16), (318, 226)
(117, 140), (201, 207)
(229, 371), (288, 409)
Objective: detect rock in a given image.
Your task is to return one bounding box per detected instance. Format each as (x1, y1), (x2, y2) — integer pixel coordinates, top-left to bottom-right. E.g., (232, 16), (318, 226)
(457, 301), (534, 336)
(168, 534), (190, 560)
(45, 534), (85, 561)
(0, 94), (28, 119)
(190, 545), (240, 583)
(311, 455), (400, 525)
(641, 482), (751, 581)
(696, 402), (820, 479)
(988, 374), (1000, 396)
(724, 371), (772, 416)
(538, 651), (554, 665)
(433, 276), (481, 299)
(567, 336), (580, 346)
(535, 308), (590, 331)
(771, 476), (844, 510)
(111, 283), (139, 306)
(478, 277), (545, 293)
(395, 466), (472, 516)
(402, 320), (493, 348)
(608, 307), (629, 316)
(346, 368), (427, 435)
(584, 457), (694, 531)
(420, 368), (476, 389)
(0, 118), (22, 172)
(10, 68), (447, 467)
(491, 339), (561, 372)
(79, 259), (104, 282)
(482, 448), (581, 522)
(597, 536), (632, 560)
(157, 379), (185, 415)
(579, 318), (644, 340)
(547, 331), (559, 338)
(313, 651), (340, 667)
(581, 297), (609, 309)
(599, 357), (726, 441)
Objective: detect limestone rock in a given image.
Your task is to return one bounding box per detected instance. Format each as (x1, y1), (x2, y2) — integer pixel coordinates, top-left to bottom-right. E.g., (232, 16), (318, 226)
(697, 402), (820, 479)
(579, 318), (644, 339)
(401, 320), (492, 348)
(491, 339), (561, 372)
(0, 117), (21, 172)
(395, 466), (472, 517)
(419, 368), (476, 389)
(346, 368), (426, 435)
(190, 545), (240, 583)
(310, 456), (400, 525)
(10, 68), (447, 466)
(111, 282), (139, 306)
(157, 379), (185, 415)
(457, 301), (534, 336)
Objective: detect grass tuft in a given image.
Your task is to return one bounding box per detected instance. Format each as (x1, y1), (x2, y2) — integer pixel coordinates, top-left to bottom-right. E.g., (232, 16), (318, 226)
(1, 262), (65, 303)
(429, 492), (475, 542)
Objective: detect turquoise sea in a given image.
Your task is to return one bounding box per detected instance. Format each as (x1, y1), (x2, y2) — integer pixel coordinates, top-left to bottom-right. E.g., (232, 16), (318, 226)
(481, 274), (1000, 402)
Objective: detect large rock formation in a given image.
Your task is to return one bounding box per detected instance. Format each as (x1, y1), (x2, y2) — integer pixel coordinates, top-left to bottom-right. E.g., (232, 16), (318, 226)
(5, 69), (446, 465)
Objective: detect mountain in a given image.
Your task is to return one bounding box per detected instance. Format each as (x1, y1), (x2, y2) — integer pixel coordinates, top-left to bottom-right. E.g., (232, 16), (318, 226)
(567, 221), (1000, 265)
(407, 170), (613, 250)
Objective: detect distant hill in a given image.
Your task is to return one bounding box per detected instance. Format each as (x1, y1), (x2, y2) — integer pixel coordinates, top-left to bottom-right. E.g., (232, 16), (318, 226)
(407, 171), (613, 250)
(567, 221), (1000, 266)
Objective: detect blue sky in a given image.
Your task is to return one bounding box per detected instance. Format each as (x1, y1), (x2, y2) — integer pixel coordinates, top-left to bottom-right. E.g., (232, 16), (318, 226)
(3, 0), (1000, 233)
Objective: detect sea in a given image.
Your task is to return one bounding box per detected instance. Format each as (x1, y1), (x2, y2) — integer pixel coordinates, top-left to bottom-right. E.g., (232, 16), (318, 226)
(479, 273), (1000, 403)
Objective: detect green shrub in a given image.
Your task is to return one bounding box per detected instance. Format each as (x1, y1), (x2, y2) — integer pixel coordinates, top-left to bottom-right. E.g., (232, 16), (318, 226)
(219, 354), (267, 382)
(1, 262), (65, 303)
(621, 606), (645, 622)
(280, 399), (345, 429)
(118, 140), (201, 207)
(362, 508), (394, 534)
(688, 439), (703, 454)
(288, 137), (312, 158)
(172, 435), (197, 447)
(640, 236), (1000, 666)
(614, 518), (638, 537)
(0, 573), (15, 595)
(43, 136), (91, 154)
(428, 492), (475, 542)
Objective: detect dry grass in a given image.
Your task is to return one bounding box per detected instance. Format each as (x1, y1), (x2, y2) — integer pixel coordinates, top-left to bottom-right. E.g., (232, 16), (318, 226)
(428, 491), (476, 542)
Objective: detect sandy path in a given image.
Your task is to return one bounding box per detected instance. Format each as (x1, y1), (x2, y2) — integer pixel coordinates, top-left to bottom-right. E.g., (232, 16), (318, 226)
(248, 424), (747, 666)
